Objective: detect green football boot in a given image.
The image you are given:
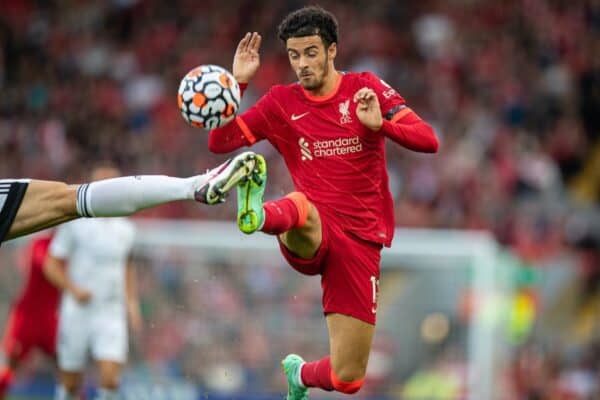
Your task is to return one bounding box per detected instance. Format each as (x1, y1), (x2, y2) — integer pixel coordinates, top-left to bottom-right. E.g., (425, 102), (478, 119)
(236, 153), (266, 234)
(282, 354), (309, 400)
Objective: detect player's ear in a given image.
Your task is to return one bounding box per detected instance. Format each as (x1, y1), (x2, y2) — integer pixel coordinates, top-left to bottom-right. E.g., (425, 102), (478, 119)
(328, 42), (337, 60)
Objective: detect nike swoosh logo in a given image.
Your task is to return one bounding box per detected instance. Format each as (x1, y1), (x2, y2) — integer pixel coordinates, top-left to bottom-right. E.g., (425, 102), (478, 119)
(291, 112), (310, 121)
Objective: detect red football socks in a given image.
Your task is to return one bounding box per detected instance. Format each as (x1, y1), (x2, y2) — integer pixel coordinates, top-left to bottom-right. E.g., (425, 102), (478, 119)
(261, 192), (309, 234)
(330, 369), (365, 394)
(300, 356), (334, 391)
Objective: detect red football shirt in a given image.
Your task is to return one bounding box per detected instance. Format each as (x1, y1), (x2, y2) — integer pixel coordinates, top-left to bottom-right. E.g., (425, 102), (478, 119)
(237, 72), (409, 246)
(13, 235), (60, 314)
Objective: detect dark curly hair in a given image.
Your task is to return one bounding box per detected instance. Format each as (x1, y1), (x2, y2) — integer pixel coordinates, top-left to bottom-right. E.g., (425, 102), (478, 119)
(277, 6), (338, 48)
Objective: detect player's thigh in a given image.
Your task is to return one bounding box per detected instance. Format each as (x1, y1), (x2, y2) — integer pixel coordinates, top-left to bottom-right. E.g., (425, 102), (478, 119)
(279, 200), (322, 259)
(321, 231), (382, 324)
(91, 314), (128, 365)
(326, 313), (374, 381)
(57, 312), (89, 372)
(6, 180), (79, 240)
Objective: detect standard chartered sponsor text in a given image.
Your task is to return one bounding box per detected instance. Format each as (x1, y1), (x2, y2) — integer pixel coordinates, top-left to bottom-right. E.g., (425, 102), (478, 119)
(312, 136), (362, 157)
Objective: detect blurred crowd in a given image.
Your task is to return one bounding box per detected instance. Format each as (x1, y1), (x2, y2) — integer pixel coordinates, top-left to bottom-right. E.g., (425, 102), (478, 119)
(1, 0), (599, 249)
(1, 0), (600, 398)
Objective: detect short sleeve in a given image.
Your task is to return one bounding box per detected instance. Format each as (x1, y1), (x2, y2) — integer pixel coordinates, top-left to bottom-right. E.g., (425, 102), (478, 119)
(49, 223), (75, 259)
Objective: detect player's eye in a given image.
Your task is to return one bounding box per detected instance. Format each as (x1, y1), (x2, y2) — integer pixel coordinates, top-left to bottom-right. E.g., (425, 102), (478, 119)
(288, 52), (299, 60)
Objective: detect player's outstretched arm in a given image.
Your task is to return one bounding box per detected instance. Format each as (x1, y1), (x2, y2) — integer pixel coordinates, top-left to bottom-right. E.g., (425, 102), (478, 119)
(207, 32), (265, 154)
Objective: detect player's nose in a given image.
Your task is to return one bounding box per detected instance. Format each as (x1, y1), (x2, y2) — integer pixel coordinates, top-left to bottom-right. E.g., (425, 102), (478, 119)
(298, 56), (309, 69)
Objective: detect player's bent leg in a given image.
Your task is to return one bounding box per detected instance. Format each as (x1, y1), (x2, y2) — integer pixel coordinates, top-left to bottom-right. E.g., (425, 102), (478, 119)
(326, 313), (373, 392)
(278, 197), (322, 260)
(283, 314), (372, 397)
(6, 181), (78, 240)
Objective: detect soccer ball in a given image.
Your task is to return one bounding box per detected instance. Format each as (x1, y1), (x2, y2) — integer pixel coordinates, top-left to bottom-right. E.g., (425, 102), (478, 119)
(177, 64), (241, 129)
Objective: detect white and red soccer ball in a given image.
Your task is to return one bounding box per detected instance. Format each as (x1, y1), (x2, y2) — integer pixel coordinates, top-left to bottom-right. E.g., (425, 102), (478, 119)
(177, 64), (241, 129)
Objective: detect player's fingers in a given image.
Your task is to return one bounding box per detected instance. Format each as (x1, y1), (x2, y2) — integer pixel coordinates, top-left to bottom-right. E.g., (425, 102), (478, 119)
(353, 88), (366, 102)
(353, 87), (372, 102)
(237, 32), (250, 52)
(364, 91), (377, 102)
(253, 33), (262, 52)
(249, 32), (261, 51)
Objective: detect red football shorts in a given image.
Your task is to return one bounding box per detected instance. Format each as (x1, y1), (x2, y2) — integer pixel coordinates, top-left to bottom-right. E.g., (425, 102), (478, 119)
(278, 214), (382, 325)
(2, 308), (57, 361)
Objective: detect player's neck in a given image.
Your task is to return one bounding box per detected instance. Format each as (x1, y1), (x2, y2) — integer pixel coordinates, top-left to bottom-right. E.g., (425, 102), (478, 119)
(308, 70), (341, 97)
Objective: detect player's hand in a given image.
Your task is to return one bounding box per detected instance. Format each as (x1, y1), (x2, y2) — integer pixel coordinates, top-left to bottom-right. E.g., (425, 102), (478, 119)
(71, 287), (92, 304)
(233, 32), (262, 84)
(354, 87), (383, 131)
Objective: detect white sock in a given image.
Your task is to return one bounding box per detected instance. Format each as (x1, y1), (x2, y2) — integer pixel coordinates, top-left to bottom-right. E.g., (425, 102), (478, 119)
(76, 175), (208, 217)
(297, 362), (306, 388)
(95, 387), (119, 400)
(55, 385), (75, 400)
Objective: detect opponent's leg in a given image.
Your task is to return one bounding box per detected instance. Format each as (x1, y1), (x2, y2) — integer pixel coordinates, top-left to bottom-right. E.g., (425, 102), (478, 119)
(4, 152), (257, 241)
(78, 151), (257, 217)
(6, 180), (78, 240)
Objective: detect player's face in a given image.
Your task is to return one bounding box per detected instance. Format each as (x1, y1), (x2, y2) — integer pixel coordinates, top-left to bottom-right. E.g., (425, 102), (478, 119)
(286, 35), (336, 91)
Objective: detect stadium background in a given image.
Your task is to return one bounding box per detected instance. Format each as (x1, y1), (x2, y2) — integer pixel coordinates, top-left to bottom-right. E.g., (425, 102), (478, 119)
(0, 0), (599, 398)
